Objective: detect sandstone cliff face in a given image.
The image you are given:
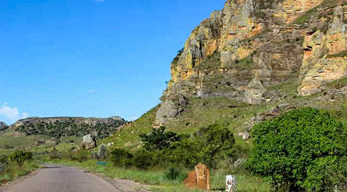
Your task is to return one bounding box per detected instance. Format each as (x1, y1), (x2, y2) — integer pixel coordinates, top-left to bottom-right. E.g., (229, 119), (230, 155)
(299, 4), (347, 95)
(156, 0), (347, 125)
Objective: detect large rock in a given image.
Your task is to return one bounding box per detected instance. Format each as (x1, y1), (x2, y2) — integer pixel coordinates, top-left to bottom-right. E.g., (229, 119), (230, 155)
(242, 132), (250, 140)
(155, 0), (346, 125)
(184, 163), (210, 191)
(80, 134), (97, 150)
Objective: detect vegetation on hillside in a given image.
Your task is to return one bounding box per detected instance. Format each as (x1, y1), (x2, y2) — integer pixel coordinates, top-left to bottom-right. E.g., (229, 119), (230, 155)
(15, 119), (124, 139)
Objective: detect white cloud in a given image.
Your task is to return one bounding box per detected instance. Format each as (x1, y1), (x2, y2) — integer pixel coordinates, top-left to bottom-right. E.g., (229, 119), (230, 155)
(0, 103), (29, 124)
(22, 112), (29, 119)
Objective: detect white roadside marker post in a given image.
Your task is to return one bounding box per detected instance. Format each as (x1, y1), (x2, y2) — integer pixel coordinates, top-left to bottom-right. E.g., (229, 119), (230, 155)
(226, 175), (236, 192)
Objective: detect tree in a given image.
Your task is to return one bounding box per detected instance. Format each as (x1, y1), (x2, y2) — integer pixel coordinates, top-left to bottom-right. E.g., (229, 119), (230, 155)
(247, 107), (347, 191)
(139, 126), (180, 151)
(160, 124), (235, 168)
(97, 144), (108, 159)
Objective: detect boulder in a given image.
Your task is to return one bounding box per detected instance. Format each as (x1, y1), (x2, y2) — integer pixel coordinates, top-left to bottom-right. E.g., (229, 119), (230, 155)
(184, 163), (210, 191)
(80, 134), (97, 150)
(33, 139), (45, 147)
(242, 132), (250, 140)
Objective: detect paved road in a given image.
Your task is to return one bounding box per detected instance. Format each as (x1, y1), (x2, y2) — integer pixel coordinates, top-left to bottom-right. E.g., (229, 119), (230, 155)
(1, 164), (123, 192)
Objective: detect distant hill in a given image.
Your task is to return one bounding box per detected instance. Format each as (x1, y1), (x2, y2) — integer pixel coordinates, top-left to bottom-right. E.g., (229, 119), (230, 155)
(10, 116), (128, 139)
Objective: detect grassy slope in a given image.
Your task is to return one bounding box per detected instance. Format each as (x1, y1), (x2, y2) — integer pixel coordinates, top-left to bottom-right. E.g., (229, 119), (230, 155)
(108, 75), (347, 148)
(0, 130), (81, 156)
(102, 106), (159, 149)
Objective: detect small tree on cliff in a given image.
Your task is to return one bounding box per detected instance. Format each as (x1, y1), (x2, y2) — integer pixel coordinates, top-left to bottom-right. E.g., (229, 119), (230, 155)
(247, 107), (347, 191)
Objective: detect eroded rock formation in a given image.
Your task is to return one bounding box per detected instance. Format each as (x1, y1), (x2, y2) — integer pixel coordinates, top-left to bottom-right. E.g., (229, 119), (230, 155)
(184, 163), (210, 191)
(155, 0), (347, 126)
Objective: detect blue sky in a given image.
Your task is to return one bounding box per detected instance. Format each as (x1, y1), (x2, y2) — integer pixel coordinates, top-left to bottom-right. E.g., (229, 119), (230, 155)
(0, 0), (225, 125)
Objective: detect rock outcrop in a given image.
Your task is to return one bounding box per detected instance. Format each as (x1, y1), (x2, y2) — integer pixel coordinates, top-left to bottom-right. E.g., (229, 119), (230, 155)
(155, 0), (347, 126)
(81, 134), (97, 150)
(184, 163), (210, 191)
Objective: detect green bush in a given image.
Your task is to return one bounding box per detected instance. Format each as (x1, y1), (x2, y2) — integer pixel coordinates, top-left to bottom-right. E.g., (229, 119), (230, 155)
(0, 155), (7, 172)
(139, 126), (180, 151)
(108, 124), (235, 170)
(165, 167), (181, 180)
(160, 124), (235, 168)
(8, 150), (33, 166)
(70, 149), (89, 162)
(247, 108), (347, 191)
(98, 144), (108, 160)
(110, 148), (133, 167)
(132, 150), (154, 170)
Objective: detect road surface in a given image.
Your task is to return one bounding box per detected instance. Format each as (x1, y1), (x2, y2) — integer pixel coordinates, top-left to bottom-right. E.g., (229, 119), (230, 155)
(1, 164), (149, 192)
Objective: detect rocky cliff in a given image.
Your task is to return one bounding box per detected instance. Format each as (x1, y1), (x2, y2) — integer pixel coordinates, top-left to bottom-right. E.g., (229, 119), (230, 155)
(155, 0), (347, 125)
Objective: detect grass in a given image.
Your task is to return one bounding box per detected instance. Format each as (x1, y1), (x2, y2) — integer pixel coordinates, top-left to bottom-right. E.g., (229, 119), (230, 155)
(267, 77), (299, 97)
(47, 159), (270, 192)
(0, 131), (50, 148)
(102, 106), (159, 149)
(326, 51), (347, 58)
(0, 131), (82, 157)
(195, 51), (221, 70)
(0, 131), (51, 156)
(233, 56), (254, 70)
(106, 96), (277, 152)
(165, 97), (274, 134)
(0, 160), (40, 186)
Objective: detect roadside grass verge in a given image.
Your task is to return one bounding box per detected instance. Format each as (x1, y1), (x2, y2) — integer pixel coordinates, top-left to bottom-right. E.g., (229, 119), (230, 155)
(47, 159), (270, 192)
(0, 160), (39, 186)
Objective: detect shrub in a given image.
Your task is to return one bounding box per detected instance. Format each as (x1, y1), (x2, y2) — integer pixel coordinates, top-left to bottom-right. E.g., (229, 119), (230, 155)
(132, 150), (154, 170)
(8, 150), (33, 166)
(71, 149), (89, 162)
(247, 108), (347, 191)
(0, 155), (7, 172)
(91, 151), (98, 159)
(139, 126), (180, 151)
(97, 144), (108, 159)
(160, 124), (235, 168)
(110, 148), (133, 167)
(192, 124), (235, 165)
(165, 167), (181, 180)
